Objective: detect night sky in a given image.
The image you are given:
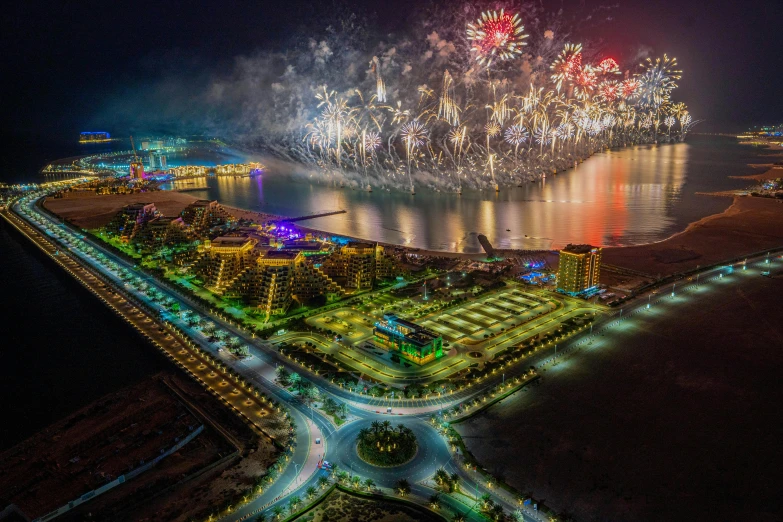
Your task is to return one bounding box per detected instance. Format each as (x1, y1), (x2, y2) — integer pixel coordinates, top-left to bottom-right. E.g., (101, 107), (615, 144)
(2, 0), (781, 142)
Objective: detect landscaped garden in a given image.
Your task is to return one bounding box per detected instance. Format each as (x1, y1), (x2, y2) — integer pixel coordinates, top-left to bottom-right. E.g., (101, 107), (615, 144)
(356, 421), (417, 466)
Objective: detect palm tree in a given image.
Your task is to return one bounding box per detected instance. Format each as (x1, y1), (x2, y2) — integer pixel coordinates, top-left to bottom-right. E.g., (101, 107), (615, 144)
(396, 423), (407, 433)
(371, 420), (382, 434)
(396, 479), (411, 497)
(317, 476), (330, 489)
(288, 495), (301, 513)
(450, 472), (460, 492)
(480, 493), (492, 510)
(451, 514), (466, 522)
(429, 493), (441, 509)
(272, 505), (284, 519)
(337, 402), (349, 418)
(358, 427), (371, 443)
(364, 478), (375, 491)
(382, 420), (391, 432)
(351, 475), (362, 489)
(336, 470), (349, 483)
(435, 467), (449, 485)
(306, 486), (317, 499)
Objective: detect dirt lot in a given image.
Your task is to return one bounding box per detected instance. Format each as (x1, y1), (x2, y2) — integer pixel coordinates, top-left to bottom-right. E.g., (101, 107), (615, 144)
(0, 374), (231, 520)
(294, 489), (443, 522)
(456, 274), (783, 521)
(71, 373), (280, 522)
(602, 195), (783, 277)
(43, 191), (202, 229)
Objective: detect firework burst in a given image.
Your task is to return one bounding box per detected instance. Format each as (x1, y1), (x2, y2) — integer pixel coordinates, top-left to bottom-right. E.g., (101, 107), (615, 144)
(467, 9), (527, 67)
(401, 120), (428, 148)
(550, 43), (582, 92)
(504, 124), (529, 146)
(484, 122), (501, 138)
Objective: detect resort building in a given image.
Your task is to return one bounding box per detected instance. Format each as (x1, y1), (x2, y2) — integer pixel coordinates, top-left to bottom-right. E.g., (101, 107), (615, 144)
(556, 244), (602, 296)
(180, 199), (235, 235)
(193, 236), (258, 294)
(343, 242), (377, 289)
(373, 314), (444, 365)
(105, 203), (159, 242)
(293, 262), (344, 303)
(321, 242), (397, 290)
(134, 216), (190, 251)
(250, 250), (302, 316)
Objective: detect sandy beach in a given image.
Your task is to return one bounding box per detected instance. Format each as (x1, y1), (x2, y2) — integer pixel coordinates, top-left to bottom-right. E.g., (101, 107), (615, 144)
(729, 165), (783, 182)
(603, 195), (783, 277)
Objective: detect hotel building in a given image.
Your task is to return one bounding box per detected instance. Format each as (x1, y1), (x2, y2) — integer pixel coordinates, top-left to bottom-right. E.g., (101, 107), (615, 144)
(556, 244), (602, 295)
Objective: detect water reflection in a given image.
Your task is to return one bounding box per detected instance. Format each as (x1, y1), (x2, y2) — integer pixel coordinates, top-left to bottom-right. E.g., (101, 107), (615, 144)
(161, 138), (753, 252)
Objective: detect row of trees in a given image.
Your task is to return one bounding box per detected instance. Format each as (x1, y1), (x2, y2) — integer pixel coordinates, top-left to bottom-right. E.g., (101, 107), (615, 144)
(275, 366), (349, 417)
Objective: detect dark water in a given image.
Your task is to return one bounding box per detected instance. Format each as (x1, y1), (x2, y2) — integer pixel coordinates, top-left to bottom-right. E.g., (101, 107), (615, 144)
(163, 136), (767, 252)
(0, 220), (169, 451)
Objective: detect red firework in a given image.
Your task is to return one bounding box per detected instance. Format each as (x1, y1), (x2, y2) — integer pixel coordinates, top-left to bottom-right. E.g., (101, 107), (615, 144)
(598, 58), (620, 74)
(619, 78), (640, 98)
(600, 82), (618, 101)
(466, 10), (527, 66)
(575, 67), (597, 88)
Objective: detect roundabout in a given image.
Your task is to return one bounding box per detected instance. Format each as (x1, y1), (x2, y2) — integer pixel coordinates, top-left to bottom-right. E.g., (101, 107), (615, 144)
(327, 417), (452, 487)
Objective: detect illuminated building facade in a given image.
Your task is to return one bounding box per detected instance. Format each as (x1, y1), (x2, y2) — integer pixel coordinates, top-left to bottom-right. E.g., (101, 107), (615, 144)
(343, 242), (376, 289)
(129, 161), (145, 179)
(194, 236), (257, 294)
(373, 314), (444, 365)
(556, 244), (602, 295)
(105, 203), (159, 242)
(134, 216), (190, 250)
(79, 131), (111, 143)
(180, 200), (235, 235)
(250, 250), (301, 316)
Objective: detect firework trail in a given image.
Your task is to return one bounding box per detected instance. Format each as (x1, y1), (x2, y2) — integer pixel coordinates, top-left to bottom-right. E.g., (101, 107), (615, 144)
(369, 56), (387, 103)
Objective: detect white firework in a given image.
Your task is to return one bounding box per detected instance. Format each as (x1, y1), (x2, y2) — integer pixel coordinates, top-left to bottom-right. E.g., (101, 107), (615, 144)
(504, 125), (529, 146)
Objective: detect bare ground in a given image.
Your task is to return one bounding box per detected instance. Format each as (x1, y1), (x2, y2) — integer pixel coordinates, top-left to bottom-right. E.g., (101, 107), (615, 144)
(43, 191), (202, 229)
(456, 274), (783, 521)
(294, 489), (443, 522)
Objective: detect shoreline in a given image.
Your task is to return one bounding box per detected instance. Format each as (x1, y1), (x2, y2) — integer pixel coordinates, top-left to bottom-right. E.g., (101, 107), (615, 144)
(729, 165), (783, 181)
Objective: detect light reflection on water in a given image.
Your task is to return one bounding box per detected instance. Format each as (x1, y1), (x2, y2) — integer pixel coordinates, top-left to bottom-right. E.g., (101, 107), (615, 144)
(162, 137), (759, 252)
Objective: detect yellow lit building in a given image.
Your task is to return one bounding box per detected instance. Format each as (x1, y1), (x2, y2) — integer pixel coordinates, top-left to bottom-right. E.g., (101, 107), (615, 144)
(194, 236), (257, 294)
(252, 250), (302, 316)
(556, 244), (602, 296)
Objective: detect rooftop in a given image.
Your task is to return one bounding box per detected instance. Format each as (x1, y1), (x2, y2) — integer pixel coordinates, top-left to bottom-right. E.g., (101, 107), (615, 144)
(212, 236), (253, 247)
(345, 241), (376, 250)
(264, 250), (300, 259)
(561, 244), (600, 255)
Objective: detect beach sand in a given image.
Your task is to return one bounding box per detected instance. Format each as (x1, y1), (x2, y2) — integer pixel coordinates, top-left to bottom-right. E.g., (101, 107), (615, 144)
(729, 165), (783, 182)
(44, 191), (203, 229)
(603, 196), (783, 277)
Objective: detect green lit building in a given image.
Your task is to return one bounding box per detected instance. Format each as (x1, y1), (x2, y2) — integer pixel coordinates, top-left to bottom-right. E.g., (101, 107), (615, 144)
(373, 314), (443, 365)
